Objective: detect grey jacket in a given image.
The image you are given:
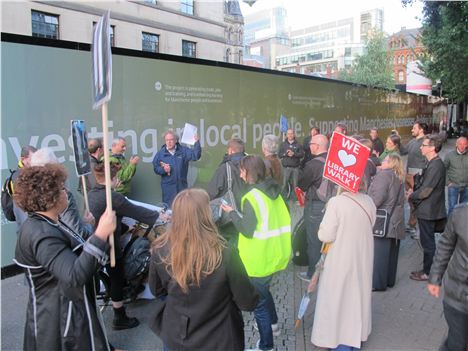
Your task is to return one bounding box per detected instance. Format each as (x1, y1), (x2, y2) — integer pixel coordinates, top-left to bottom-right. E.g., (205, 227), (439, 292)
(368, 169), (405, 240)
(402, 137), (426, 171)
(409, 156), (446, 220)
(429, 203), (468, 314)
(444, 149), (468, 187)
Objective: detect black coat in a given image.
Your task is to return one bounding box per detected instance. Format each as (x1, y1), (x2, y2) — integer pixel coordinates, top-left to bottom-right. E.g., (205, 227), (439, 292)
(409, 156), (446, 220)
(429, 203), (468, 314)
(149, 245), (258, 351)
(206, 152), (247, 209)
(15, 213), (110, 351)
(88, 185), (159, 258)
(279, 139), (304, 168)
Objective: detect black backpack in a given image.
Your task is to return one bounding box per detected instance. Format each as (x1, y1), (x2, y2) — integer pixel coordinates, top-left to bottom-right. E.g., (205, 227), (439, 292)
(1, 169), (16, 222)
(123, 235), (151, 281)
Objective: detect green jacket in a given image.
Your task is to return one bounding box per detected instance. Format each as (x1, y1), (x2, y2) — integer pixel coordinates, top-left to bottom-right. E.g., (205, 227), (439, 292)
(109, 153), (137, 195)
(444, 150), (468, 187)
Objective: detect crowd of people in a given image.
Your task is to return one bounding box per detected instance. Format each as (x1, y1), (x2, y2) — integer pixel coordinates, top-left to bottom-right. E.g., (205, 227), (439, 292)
(4, 121), (468, 351)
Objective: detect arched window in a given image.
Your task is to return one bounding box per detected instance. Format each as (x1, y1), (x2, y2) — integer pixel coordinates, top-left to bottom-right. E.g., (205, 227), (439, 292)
(238, 50), (243, 64)
(229, 28), (234, 44)
(238, 29), (243, 45)
(225, 48), (231, 63)
(398, 71), (404, 82)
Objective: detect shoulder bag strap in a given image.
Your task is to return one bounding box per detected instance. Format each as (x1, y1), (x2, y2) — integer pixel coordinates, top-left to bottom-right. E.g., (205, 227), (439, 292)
(225, 162), (237, 211)
(388, 175), (403, 219)
(342, 193), (373, 226)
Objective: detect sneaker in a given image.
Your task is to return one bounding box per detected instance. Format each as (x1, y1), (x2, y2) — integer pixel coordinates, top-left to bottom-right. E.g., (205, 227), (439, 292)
(245, 340), (273, 351)
(296, 272), (311, 282)
(410, 269), (424, 275)
(409, 271), (429, 281)
(253, 322), (281, 337)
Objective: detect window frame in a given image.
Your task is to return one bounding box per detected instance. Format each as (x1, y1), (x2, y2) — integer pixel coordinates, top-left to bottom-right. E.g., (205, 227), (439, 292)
(142, 31), (160, 53)
(182, 40), (197, 58)
(181, 0), (194, 15)
(31, 10), (59, 39)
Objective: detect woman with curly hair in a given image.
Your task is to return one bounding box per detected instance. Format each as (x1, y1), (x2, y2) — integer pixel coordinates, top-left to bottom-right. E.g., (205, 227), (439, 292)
(149, 188), (258, 351)
(13, 164), (116, 351)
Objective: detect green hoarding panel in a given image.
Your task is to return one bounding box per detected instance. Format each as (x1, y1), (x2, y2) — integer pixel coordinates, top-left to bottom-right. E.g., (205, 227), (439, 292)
(1, 36), (438, 267)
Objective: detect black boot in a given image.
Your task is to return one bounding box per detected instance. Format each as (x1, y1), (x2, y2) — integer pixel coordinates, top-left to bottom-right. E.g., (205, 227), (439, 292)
(112, 306), (140, 330)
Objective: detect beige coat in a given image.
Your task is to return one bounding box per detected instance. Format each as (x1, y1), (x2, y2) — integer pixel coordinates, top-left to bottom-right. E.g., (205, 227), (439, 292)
(311, 192), (376, 349)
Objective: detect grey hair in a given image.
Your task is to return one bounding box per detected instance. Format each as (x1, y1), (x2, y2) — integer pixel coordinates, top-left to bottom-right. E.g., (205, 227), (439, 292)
(111, 137), (125, 146)
(262, 134), (279, 155)
(30, 147), (59, 166)
(163, 130), (179, 141)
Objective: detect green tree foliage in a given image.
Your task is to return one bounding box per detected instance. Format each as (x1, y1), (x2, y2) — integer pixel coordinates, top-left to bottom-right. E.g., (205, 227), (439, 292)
(338, 30), (394, 90)
(420, 2), (468, 102)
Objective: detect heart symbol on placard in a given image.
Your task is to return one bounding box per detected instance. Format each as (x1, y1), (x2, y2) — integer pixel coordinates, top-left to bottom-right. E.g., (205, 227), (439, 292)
(338, 150), (357, 168)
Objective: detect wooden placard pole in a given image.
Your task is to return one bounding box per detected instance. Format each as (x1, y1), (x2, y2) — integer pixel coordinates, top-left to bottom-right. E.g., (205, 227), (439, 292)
(81, 176), (90, 211)
(101, 102), (115, 267)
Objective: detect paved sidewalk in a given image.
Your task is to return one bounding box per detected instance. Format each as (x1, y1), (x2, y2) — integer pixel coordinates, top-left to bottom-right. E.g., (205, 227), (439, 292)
(2, 139), (456, 351)
(0, 222), (448, 351)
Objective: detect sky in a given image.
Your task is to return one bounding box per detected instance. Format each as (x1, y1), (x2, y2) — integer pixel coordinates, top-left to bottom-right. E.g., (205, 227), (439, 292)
(238, 0), (424, 35)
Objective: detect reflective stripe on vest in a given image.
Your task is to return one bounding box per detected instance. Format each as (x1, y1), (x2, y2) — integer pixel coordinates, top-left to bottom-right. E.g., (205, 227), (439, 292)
(238, 188), (291, 277)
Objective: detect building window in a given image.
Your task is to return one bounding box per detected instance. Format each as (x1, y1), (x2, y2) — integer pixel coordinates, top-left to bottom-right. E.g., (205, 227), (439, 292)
(344, 47), (351, 57)
(142, 32), (159, 53)
(181, 0), (194, 15)
(398, 71), (404, 82)
(238, 50), (242, 64)
(225, 48), (231, 62)
(182, 40), (196, 57)
(31, 10), (59, 39)
(93, 22), (115, 46)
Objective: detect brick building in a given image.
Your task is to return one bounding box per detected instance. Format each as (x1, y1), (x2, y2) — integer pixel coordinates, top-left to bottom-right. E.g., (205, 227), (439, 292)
(388, 27), (425, 90)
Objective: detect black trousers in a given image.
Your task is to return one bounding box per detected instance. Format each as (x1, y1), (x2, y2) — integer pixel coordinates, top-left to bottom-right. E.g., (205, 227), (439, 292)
(372, 237), (400, 290)
(108, 258), (125, 302)
(418, 218), (437, 275)
(304, 200), (325, 277)
(440, 302), (468, 351)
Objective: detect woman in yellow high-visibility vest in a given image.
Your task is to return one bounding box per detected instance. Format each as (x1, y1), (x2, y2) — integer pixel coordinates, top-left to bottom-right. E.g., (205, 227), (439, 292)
(222, 155), (291, 351)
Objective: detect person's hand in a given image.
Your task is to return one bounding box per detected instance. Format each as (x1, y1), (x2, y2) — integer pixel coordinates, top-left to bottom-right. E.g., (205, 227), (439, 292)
(427, 283), (440, 298)
(163, 163), (171, 174)
(130, 155), (140, 165)
(221, 203), (234, 213)
(94, 209), (116, 241)
(159, 212), (171, 223)
(287, 149), (294, 157)
(194, 134), (199, 142)
(406, 188), (413, 199)
(83, 210), (95, 226)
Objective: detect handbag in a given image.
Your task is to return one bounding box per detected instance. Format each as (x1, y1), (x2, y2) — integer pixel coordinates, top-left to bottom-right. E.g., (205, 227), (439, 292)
(291, 217), (308, 266)
(373, 179), (403, 238)
(210, 162), (237, 227)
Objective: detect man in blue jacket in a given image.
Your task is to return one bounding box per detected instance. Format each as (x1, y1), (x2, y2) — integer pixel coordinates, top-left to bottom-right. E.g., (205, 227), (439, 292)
(153, 130), (202, 206)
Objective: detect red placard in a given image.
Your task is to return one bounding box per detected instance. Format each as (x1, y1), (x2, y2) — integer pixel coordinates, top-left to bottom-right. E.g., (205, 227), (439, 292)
(323, 132), (370, 193)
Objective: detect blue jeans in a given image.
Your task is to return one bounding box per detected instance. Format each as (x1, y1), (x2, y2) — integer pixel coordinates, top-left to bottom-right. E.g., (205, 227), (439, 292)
(330, 345), (360, 351)
(250, 275), (277, 350)
(447, 185), (468, 216)
(304, 200), (325, 277)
